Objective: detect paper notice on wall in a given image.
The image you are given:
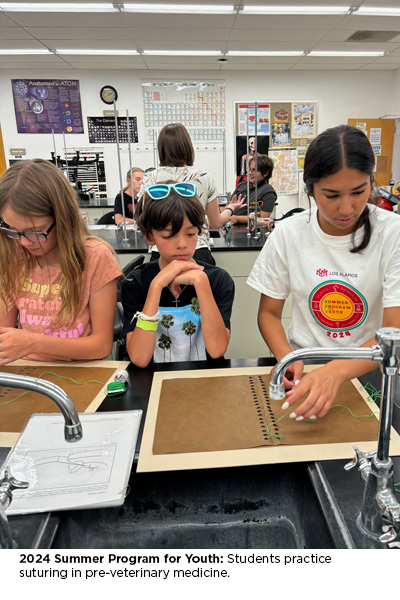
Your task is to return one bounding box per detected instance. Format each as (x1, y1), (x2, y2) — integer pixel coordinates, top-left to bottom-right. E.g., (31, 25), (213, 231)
(269, 148), (298, 195)
(370, 128), (382, 144)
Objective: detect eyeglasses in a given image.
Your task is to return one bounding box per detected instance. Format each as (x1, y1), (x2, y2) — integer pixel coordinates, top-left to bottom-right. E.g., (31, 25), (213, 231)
(0, 219), (56, 242)
(145, 182), (197, 201)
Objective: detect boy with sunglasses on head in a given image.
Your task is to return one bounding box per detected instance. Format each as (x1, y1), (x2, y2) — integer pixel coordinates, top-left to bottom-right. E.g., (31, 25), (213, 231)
(121, 182), (234, 367)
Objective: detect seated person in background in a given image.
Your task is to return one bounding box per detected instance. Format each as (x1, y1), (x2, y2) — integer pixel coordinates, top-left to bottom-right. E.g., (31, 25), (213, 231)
(114, 167), (144, 225)
(121, 182), (234, 367)
(230, 155), (277, 225)
(0, 159), (121, 364)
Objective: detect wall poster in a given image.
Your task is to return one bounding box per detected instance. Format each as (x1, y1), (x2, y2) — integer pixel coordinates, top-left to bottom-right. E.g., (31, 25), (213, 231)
(236, 103), (270, 136)
(87, 116), (138, 144)
(142, 80), (225, 142)
(268, 148), (299, 195)
(291, 102), (317, 139)
(12, 79), (83, 134)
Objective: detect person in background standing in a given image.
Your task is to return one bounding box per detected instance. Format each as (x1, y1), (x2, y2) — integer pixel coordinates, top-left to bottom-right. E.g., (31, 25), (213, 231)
(139, 123), (244, 265)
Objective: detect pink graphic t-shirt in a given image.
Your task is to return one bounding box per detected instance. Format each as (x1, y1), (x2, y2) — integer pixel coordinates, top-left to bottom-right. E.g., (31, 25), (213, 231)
(17, 238), (121, 361)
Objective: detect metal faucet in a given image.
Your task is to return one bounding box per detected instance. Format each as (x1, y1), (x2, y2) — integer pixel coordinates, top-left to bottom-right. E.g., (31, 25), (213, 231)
(269, 327), (400, 545)
(0, 372), (83, 548)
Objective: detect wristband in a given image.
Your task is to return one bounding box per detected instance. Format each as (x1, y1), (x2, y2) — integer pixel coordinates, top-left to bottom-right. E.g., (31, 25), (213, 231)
(225, 207), (234, 215)
(132, 310), (159, 323)
(136, 317), (158, 331)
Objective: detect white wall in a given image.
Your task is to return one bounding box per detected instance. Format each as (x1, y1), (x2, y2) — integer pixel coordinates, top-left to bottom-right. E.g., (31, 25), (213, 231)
(0, 68), (396, 208)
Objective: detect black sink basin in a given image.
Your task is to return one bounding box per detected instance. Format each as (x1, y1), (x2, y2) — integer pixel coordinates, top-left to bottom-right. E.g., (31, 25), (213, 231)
(52, 462), (334, 549)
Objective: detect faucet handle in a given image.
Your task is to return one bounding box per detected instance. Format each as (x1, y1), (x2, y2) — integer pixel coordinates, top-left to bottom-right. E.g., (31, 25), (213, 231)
(380, 527), (398, 544)
(344, 445), (376, 475)
(0, 467), (29, 509)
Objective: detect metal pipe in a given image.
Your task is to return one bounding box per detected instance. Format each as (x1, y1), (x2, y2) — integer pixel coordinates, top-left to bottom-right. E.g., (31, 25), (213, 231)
(0, 372), (82, 441)
(269, 346), (383, 400)
(246, 108), (251, 236)
(126, 110), (135, 201)
(113, 100), (128, 241)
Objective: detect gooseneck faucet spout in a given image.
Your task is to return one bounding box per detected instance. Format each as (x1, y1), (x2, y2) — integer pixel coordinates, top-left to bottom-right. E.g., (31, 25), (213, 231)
(269, 327), (400, 545)
(0, 372), (83, 442)
(269, 346), (383, 400)
(0, 371), (83, 548)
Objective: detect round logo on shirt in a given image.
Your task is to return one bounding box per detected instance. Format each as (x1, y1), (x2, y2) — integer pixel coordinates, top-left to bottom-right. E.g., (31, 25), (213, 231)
(309, 280), (368, 332)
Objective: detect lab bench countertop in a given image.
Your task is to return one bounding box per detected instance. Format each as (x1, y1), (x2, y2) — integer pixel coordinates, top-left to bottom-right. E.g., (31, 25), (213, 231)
(4, 359), (400, 550)
(90, 225), (267, 254)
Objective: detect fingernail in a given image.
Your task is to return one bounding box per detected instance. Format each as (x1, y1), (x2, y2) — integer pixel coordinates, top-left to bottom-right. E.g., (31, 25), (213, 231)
(295, 416), (304, 422)
(294, 379), (300, 386)
(309, 415), (317, 420)
(289, 412), (297, 419)
(282, 401), (289, 410)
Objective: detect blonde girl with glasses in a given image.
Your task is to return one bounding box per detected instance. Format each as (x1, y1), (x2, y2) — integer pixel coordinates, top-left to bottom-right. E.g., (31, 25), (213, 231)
(0, 159), (121, 364)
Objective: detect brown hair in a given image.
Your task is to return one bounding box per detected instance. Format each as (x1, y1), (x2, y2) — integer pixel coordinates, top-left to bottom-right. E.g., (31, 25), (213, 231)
(249, 154), (274, 181)
(157, 123), (195, 167)
(0, 159), (114, 324)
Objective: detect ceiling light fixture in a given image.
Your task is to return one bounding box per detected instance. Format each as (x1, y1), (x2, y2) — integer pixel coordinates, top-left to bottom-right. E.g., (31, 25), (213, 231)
(55, 49), (139, 55)
(0, 48), (52, 54)
(227, 50), (304, 56)
(142, 50), (223, 56)
(0, 3), (116, 11)
(122, 4), (236, 14)
(241, 5), (351, 15)
(308, 50), (385, 56)
(354, 7), (400, 17)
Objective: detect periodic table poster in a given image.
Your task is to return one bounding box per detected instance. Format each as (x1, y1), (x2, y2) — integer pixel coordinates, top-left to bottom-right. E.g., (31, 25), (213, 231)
(12, 79), (83, 134)
(87, 116), (138, 144)
(142, 80), (226, 142)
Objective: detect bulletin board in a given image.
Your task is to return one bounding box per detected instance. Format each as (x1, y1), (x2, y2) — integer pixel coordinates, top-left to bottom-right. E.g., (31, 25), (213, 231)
(348, 118), (395, 186)
(234, 100), (317, 179)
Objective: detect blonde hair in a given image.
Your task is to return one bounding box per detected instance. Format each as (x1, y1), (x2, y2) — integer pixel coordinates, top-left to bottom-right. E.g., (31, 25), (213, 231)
(0, 159), (113, 325)
(123, 167), (144, 192)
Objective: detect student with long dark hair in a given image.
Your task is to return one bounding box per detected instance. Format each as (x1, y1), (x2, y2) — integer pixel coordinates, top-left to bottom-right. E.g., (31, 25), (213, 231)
(247, 124), (400, 420)
(139, 123), (244, 264)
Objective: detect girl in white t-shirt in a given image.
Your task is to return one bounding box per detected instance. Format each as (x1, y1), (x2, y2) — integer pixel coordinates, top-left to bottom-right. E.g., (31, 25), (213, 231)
(247, 124), (400, 421)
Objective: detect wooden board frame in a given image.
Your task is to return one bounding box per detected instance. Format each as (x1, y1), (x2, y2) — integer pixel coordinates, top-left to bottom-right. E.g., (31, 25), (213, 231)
(137, 366), (400, 472)
(0, 359), (129, 447)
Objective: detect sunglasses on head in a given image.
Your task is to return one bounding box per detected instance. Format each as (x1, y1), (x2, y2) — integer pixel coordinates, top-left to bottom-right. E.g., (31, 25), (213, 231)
(145, 182), (197, 201)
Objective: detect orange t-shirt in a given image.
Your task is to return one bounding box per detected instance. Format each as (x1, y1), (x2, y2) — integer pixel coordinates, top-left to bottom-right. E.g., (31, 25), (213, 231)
(16, 238), (122, 361)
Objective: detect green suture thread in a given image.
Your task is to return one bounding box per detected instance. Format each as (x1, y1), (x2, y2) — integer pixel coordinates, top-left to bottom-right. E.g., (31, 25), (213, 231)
(0, 370), (106, 407)
(265, 403), (376, 441)
(360, 381), (400, 411)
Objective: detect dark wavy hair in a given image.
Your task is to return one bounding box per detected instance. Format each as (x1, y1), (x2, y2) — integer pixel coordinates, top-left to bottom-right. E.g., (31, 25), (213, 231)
(136, 185), (205, 238)
(303, 124), (375, 253)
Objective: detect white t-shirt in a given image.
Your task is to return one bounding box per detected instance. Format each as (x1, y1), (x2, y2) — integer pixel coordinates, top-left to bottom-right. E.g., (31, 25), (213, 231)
(139, 166), (217, 250)
(247, 206), (400, 350)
